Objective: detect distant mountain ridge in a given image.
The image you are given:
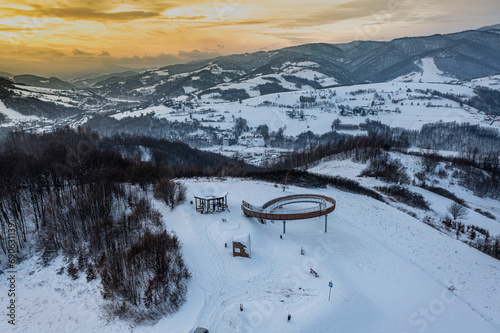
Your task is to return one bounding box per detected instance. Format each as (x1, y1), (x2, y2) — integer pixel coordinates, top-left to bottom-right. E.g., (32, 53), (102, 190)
(71, 70), (139, 88)
(83, 25), (500, 101)
(13, 74), (75, 90)
(0, 76), (105, 119)
(1, 25), (500, 121)
(0, 71), (12, 79)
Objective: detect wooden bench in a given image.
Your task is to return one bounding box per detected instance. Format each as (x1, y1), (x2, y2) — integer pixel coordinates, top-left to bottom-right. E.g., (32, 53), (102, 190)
(310, 268), (318, 277)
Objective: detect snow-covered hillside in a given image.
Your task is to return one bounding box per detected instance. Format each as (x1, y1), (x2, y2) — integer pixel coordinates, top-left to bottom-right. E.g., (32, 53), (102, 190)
(2, 178), (499, 333)
(0, 101), (39, 125)
(2, 68), (499, 145)
(108, 79), (498, 142)
(309, 152), (500, 235)
(192, 61), (340, 100)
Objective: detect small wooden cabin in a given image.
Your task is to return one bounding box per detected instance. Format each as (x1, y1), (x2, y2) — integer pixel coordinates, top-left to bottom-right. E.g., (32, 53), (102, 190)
(233, 234), (251, 258)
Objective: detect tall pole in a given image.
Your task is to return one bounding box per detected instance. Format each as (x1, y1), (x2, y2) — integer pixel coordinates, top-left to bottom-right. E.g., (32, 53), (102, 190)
(324, 214), (328, 233)
(283, 221), (286, 234)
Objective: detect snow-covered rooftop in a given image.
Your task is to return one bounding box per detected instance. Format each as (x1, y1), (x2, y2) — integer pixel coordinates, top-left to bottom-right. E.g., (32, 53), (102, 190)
(194, 188), (228, 199)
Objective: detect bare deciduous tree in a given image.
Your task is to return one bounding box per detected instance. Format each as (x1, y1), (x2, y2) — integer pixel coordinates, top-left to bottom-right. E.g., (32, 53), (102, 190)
(447, 202), (469, 221)
(283, 169), (291, 192)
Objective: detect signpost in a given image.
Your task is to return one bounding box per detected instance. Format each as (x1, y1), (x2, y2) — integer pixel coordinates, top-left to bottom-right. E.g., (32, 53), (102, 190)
(328, 281), (333, 301)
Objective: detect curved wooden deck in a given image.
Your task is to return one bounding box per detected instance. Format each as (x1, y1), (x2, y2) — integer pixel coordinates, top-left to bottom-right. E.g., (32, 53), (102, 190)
(241, 194), (336, 221)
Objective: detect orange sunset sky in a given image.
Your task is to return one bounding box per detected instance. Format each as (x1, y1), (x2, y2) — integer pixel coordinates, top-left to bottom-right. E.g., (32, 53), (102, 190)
(1, 0), (499, 78)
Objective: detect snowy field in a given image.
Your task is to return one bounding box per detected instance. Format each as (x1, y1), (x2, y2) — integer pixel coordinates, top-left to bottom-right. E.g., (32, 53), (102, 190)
(2, 179), (499, 333)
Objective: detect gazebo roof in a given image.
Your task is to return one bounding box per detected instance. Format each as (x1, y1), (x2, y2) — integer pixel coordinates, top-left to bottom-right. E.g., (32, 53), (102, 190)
(194, 188), (228, 200)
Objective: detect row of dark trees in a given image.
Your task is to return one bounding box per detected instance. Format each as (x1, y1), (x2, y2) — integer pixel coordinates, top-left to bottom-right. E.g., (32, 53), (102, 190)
(246, 169), (384, 202)
(440, 214), (500, 260)
(273, 131), (409, 170)
(417, 122), (500, 153)
(268, 122), (499, 199)
(260, 119), (499, 157)
(430, 87), (500, 117)
(408, 150), (500, 200)
(85, 114), (223, 148)
(375, 185), (430, 210)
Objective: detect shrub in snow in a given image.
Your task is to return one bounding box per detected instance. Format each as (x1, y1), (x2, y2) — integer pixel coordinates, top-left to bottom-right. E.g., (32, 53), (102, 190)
(154, 178), (187, 210)
(360, 153), (410, 184)
(419, 185), (468, 207)
(474, 208), (496, 220)
(67, 262), (79, 280)
(375, 185), (430, 210)
(77, 252), (88, 271)
(441, 216), (453, 230)
(468, 229), (477, 241)
(86, 264), (97, 282)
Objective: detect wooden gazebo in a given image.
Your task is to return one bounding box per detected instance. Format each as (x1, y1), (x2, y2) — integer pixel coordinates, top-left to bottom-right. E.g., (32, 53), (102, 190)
(194, 190), (229, 214)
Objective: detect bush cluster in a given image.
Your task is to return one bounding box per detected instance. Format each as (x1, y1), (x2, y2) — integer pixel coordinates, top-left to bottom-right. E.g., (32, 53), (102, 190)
(376, 185), (430, 210)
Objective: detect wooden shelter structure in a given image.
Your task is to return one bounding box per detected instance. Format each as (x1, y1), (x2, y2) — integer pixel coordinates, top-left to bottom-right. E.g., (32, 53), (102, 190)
(233, 234), (251, 258)
(194, 190), (229, 214)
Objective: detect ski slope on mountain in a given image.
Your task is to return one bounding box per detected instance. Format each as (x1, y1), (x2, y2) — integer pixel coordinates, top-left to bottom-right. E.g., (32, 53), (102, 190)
(3, 179), (499, 333)
(392, 58), (457, 83)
